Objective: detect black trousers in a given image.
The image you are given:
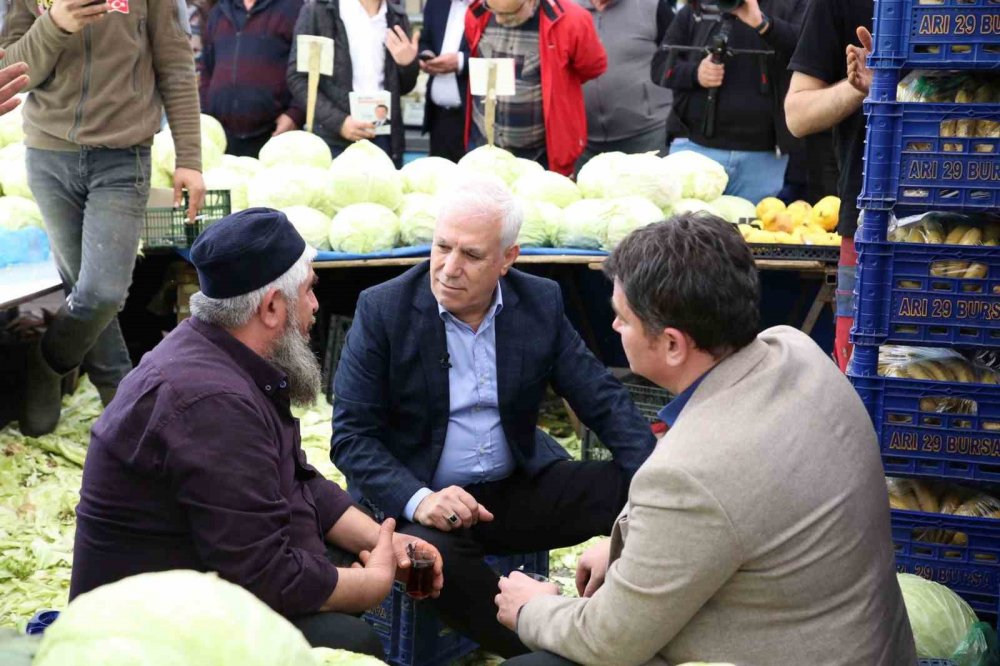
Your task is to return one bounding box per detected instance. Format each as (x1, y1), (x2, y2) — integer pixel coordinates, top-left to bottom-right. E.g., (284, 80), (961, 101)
(428, 105), (467, 162)
(399, 460), (629, 658)
(225, 132), (271, 159)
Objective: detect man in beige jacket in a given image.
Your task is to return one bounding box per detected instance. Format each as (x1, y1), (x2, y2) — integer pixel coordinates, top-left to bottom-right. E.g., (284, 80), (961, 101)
(496, 213), (917, 665)
(1, 0), (204, 436)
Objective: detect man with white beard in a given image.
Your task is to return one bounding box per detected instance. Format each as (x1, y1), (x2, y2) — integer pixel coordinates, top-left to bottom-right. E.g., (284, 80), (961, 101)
(69, 209), (442, 655)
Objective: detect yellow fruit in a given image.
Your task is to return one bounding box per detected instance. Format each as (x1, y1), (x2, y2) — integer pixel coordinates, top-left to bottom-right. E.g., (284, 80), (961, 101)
(756, 197), (786, 226)
(772, 231), (794, 244)
(786, 200), (812, 226)
(745, 229), (774, 244)
(809, 195), (841, 232)
(766, 212), (798, 234)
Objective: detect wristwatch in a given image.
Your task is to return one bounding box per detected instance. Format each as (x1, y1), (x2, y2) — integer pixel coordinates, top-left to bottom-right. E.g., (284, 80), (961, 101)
(754, 12), (772, 35)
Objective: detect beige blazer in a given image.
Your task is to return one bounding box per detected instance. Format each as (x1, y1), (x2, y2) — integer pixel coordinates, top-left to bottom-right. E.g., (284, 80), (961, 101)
(518, 327), (917, 665)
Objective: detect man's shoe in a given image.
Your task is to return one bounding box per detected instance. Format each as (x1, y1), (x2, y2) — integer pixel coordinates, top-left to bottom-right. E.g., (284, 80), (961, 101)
(19, 340), (65, 437)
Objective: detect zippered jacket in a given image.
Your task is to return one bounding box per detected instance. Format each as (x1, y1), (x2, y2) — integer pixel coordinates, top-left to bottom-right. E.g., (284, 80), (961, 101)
(199, 0), (305, 140)
(464, 0), (607, 176)
(0, 0), (201, 170)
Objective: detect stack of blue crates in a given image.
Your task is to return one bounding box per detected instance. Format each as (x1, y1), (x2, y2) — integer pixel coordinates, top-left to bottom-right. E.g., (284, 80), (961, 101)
(362, 551), (549, 666)
(848, 0), (1000, 622)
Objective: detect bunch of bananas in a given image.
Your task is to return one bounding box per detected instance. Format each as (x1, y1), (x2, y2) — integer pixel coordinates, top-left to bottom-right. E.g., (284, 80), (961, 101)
(888, 477), (1000, 548)
(889, 213), (1000, 284)
(879, 347), (998, 384)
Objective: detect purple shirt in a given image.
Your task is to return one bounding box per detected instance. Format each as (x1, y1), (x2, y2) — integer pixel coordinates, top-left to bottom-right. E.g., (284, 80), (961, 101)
(70, 317), (353, 617)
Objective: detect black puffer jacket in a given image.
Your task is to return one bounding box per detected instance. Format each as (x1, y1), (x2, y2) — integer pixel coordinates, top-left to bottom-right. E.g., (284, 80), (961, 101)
(287, 0), (419, 167)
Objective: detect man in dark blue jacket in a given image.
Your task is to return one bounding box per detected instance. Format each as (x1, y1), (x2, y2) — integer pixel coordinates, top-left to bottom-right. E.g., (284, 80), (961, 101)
(419, 0), (470, 161)
(198, 0), (305, 157)
(332, 179), (656, 657)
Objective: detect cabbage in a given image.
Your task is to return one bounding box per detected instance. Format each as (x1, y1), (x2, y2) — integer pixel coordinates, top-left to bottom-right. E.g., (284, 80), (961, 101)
(204, 167), (250, 212)
(32, 570), (316, 666)
(400, 157), (458, 195)
(336, 139), (396, 174)
(248, 166), (336, 214)
(0, 99), (24, 149)
(441, 171), (509, 196)
(201, 114), (228, 154)
(603, 196), (665, 251)
(516, 197), (562, 248)
(898, 573), (978, 658)
(512, 171), (581, 209)
(151, 120), (226, 190)
(398, 193), (439, 246)
(328, 143), (404, 213)
(577, 152), (682, 210)
(661, 150), (729, 201)
(0, 143), (31, 200)
(282, 205), (332, 250)
(220, 154), (264, 178)
(329, 203), (400, 254)
(311, 648), (387, 665)
(709, 195), (756, 223)
(0, 196), (43, 230)
(671, 198), (722, 218)
(555, 199), (616, 250)
(512, 157), (545, 181)
(458, 145), (521, 185)
(260, 131), (333, 170)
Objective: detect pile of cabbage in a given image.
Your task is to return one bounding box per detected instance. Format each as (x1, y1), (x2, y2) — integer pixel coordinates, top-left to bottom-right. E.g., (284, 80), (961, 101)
(187, 136), (743, 254)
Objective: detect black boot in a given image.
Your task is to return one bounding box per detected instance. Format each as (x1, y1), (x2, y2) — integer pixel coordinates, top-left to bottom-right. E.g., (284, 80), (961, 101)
(19, 339), (65, 437)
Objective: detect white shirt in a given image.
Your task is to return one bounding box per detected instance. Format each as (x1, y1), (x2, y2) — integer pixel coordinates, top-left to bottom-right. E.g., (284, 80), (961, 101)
(429, 0), (468, 109)
(340, 0), (388, 94)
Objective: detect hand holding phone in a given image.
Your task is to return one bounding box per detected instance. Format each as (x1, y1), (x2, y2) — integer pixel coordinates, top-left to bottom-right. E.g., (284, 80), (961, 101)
(419, 50), (437, 62)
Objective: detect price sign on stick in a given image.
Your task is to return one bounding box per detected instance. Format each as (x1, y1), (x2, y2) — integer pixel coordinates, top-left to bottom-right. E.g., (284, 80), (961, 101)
(469, 58), (515, 148)
(296, 35), (335, 134)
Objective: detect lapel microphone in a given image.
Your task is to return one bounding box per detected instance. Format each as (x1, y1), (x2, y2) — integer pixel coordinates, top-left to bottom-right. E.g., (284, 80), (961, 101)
(440, 353), (452, 369)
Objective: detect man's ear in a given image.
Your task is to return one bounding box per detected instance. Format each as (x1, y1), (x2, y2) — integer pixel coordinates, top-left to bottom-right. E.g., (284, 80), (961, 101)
(500, 244), (520, 275)
(258, 288), (285, 331)
(661, 327), (691, 369)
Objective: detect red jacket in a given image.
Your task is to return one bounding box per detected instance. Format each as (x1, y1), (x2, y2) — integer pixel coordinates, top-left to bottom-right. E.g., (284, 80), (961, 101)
(464, 0), (607, 176)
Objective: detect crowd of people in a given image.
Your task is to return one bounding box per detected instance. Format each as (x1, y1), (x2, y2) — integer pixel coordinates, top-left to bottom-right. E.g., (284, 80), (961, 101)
(0, 0), (922, 663)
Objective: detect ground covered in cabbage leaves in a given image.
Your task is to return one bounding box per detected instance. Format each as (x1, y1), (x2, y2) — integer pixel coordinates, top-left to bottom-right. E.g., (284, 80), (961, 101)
(0, 380), (598, 665)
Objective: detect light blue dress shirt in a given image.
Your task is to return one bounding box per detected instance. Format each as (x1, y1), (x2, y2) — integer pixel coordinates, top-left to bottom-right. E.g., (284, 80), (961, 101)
(403, 285), (516, 521)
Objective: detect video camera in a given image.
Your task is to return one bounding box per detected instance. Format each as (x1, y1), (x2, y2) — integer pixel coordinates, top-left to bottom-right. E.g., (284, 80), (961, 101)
(690, 0), (745, 17)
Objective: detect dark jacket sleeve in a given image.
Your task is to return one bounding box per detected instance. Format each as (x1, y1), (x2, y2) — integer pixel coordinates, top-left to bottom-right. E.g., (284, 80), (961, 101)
(165, 394), (339, 617)
(651, 6), (700, 92)
(395, 14), (420, 96)
(655, 0), (675, 46)
(197, 11), (216, 112)
(331, 291), (428, 520)
(548, 290), (656, 479)
(287, 1), (350, 136)
(760, 0), (805, 58)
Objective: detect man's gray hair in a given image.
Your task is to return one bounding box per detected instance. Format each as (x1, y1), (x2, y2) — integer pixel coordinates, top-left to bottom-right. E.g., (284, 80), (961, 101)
(437, 177), (523, 249)
(189, 245), (317, 329)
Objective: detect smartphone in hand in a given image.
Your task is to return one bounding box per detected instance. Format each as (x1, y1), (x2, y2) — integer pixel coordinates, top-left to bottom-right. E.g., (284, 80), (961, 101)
(419, 50), (436, 62)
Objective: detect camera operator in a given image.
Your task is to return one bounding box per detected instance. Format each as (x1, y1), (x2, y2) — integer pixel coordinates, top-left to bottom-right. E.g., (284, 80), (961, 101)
(651, 0), (805, 203)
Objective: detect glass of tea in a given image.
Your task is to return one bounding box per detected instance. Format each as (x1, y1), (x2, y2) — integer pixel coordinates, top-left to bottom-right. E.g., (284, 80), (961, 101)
(406, 544), (436, 600)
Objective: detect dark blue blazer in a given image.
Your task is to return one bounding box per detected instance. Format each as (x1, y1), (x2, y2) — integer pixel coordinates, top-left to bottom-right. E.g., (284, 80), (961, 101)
(419, 0), (470, 132)
(331, 263), (656, 519)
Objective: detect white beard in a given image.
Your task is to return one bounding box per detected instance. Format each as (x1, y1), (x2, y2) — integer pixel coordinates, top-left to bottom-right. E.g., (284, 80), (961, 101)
(268, 313), (322, 407)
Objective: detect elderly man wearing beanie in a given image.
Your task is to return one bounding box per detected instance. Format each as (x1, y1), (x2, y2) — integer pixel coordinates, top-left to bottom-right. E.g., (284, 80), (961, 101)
(69, 208), (442, 655)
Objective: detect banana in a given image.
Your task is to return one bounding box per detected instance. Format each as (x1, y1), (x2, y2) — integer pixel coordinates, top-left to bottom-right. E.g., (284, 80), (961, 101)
(965, 263), (988, 279)
(905, 361), (937, 381)
(924, 359), (956, 382)
(942, 358), (975, 383)
(940, 488), (964, 515)
(985, 223), (1000, 245)
(890, 495), (918, 511)
(960, 227), (983, 246)
(920, 397), (942, 412)
(982, 421), (1000, 431)
(913, 480), (941, 513)
(924, 222), (946, 244)
(946, 226), (971, 244)
(906, 226), (926, 243)
(979, 368), (999, 385)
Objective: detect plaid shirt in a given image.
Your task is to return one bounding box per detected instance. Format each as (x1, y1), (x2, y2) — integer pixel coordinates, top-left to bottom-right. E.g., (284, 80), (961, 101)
(472, 12), (545, 150)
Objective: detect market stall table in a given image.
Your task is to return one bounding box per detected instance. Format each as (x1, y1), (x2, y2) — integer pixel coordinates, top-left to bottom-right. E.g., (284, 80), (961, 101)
(0, 261), (61, 311)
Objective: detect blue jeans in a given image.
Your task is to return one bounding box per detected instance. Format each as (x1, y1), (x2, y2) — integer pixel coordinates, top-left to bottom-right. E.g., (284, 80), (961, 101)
(26, 147), (151, 397)
(669, 139), (789, 203)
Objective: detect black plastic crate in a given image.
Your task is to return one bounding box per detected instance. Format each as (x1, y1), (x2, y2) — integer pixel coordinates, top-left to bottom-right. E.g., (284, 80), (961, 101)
(141, 190), (231, 249)
(748, 243), (841, 263)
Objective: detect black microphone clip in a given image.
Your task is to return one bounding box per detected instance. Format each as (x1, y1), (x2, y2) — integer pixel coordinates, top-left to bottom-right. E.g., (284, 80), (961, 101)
(440, 353), (452, 369)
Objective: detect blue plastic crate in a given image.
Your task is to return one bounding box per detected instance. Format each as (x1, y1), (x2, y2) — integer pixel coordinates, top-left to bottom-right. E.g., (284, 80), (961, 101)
(850, 345), (1000, 482)
(362, 551), (548, 666)
(892, 509), (1000, 618)
(869, 0), (1000, 70)
(860, 98), (1000, 212)
(852, 214), (1000, 348)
